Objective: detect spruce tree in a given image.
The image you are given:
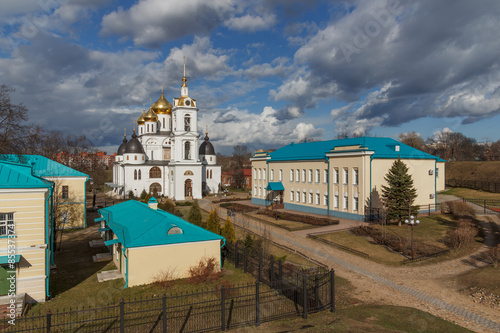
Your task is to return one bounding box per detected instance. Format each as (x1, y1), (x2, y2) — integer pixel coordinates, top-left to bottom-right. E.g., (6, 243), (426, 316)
(206, 209), (220, 234)
(381, 158), (418, 226)
(187, 200), (203, 227)
(222, 216), (236, 244)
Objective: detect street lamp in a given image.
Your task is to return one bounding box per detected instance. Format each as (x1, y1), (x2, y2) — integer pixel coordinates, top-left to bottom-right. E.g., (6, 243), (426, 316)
(273, 196), (279, 220)
(405, 215), (420, 260)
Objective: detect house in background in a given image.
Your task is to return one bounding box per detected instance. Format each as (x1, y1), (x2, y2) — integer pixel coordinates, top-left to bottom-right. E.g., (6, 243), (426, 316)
(0, 160), (53, 303)
(222, 169), (252, 189)
(97, 199), (225, 287)
(1, 155), (89, 229)
(251, 137), (446, 221)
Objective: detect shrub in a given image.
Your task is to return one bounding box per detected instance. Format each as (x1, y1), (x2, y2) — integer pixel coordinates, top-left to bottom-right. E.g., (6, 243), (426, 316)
(447, 218), (478, 249)
(222, 216), (236, 244)
(128, 190), (134, 199)
(206, 210), (220, 234)
(158, 199), (176, 213)
(152, 267), (178, 288)
(484, 244), (500, 267)
(448, 201), (476, 218)
(187, 200), (203, 227)
(140, 189), (148, 200)
(188, 257), (220, 283)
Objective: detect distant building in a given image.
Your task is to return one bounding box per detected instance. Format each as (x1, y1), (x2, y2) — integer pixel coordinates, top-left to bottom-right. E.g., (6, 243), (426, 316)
(2, 155), (89, 228)
(97, 199), (225, 287)
(55, 151), (116, 170)
(486, 150), (500, 161)
(222, 169), (252, 188)
(0, 160), (53, 303)
(251, 137), (446, 221)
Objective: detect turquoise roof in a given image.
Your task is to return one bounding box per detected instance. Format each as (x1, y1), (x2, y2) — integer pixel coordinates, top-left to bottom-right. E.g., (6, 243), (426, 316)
(266, 182), (285, 191)
(265, 137), (446, 162)
(0, 161), (51, 189)
(0, 155), (88, 178)
(99, 200), (224, 248)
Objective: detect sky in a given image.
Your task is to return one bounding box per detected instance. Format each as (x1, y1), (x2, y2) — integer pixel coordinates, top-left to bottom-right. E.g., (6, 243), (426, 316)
(1, 0), (500, 155)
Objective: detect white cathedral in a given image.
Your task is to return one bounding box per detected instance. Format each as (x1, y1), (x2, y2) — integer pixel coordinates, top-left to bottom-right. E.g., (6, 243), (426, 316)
(111, 71), (221, 200)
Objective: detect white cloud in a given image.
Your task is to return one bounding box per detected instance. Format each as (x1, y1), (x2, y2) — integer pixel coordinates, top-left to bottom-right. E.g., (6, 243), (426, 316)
(225, 13), (276, 32)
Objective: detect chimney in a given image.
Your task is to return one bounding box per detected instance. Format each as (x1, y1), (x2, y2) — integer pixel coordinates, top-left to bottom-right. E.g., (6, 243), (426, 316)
(148, 197), (158, 210)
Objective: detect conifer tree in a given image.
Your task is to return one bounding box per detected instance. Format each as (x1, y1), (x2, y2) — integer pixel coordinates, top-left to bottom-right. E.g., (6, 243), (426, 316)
(381, 158), (418, 226)
(222, 216), (236, 244)
(187, 200), (203, 227)
(206, 209), (220, 234)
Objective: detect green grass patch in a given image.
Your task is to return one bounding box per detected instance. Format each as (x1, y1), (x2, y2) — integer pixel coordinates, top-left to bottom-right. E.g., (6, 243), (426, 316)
(440, 187), (500, 200)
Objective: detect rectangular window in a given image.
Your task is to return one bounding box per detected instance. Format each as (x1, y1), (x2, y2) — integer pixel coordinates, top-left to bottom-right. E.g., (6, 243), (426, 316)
(302, 169), (306, 183)
(323, 194), (328, 206)
(324, 169), (328, 183)
(290, 169), (294, 182)
(279, 169), (283, 181)
(309, 192), (313, 204)
(436, 168), (439, 177)
(62, 185), (69, 199)
(62, 211), (69, 224)
(344, 194), (349, 210)
(296, 170), (300, 182)
(302, 191), (307, 203)
(315, 169), (320, 183)
(343, 168), (348, 185)
(334, 195), (339, 208)
(316, 193), (320, 205)
(290, 190), (294, 201)
(263, 169), (266, 181)
(353, 168), (359, 185)
(334, 168), (339, 184)
(296, 191), (300, 202)
(258, 169), (261, 180)
(270, 169), (274, 181)
(354, 196), (359, 211)
(254, 186), (257, 196)
(0, 213), (14, 236)
(254, 169), (257, 180)
(308, 169), (313, 183)
(259, 186), (262, 197)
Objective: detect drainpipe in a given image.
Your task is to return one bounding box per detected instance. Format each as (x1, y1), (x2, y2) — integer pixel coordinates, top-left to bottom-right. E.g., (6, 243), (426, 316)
(122, 247), (128, 288)
(46, 182), (54, 299)
(50, 182), (54, 266)
(326, 158), (330, 216)
(266, 160), (270, 205)
(84, 178), (88, 227)
(220, 239), (226, 270)
(369, 155), (374, 219)
(434, 159), (437, 210)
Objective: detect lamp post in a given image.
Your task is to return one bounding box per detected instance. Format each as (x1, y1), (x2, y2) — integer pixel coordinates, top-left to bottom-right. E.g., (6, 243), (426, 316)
(273, 196), (279, 220)
(405, 215), (420, 259)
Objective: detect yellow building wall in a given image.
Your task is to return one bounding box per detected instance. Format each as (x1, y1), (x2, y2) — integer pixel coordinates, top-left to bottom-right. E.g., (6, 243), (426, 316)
(46, 177), (87, 228)
(437, 161), (446, 192)
(252, 160), (268, 201)
(0, 189), (48, 302)
(126, 240), (221, 287)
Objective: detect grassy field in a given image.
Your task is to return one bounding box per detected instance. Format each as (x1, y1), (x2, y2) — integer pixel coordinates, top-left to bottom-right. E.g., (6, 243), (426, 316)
(440, 187), (500, 200)
(446, 161), (500, 183)
(455, 266), (500, 295)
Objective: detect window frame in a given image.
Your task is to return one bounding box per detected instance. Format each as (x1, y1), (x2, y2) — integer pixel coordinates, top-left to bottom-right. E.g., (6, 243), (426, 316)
(0, 213), (14, 236)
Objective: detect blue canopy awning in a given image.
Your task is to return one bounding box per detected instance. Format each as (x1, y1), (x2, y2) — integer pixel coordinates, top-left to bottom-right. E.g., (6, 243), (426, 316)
(266, 182), (285, 191)
(94, 217), (104, 222)
(104, 239), (120, 246)
(0, 255), (21, 265)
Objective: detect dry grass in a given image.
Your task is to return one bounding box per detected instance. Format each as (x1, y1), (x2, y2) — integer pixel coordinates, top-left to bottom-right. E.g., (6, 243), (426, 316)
(446, 161), (500, 183)
(441, 187), (500, 200)
(455, 266), (500, 295)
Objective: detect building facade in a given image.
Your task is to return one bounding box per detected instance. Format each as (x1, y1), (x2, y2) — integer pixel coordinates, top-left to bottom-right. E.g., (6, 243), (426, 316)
(110, 73), (221, 200)
(251, 137), (446, 221)
(0, 161), (53, 303)
(222, 169), (252, 188)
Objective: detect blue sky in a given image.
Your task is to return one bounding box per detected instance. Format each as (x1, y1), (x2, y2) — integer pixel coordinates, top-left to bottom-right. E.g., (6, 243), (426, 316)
(1, 0), (499, 155)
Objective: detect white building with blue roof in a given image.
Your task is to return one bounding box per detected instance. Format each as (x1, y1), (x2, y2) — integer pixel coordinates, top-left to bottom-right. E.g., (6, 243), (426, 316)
(251, 137), (446, 221)
(98, 199), (225, 287)
(0, 160), (53, 303)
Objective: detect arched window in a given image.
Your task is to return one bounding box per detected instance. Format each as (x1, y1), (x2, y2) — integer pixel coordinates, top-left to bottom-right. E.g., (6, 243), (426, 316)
(184, 115), (191, 131)
(134, 155), (137, 160)
(207, 170), (209, 178)
(149, 167), (161, 178)
(150, 182), (161, 194)
(138, 170), (141, 180)
(184, 141), (191, 160)
(167, 226), (183, 235)
(134, 170), (137, 180)
(184, 170), (194, 175)
(210, 170), (212, 179)
(163, 118), (165, 128)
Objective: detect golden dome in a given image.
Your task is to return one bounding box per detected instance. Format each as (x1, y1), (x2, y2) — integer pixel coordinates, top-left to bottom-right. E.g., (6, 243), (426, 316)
(143, 107), (158, 122)
(152, 91), (172, 115)
(137, 110), (145, 125)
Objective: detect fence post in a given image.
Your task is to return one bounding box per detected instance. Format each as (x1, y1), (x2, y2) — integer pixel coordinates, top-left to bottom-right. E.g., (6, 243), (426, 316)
(302, 274), (308, 319)
(255, 281), (260, 327)
(484, 200), (486, 214)
(235, 242), (239, 268)
(258, 250), (263, 282)
(315, 276), (319, 310)
(428, 204), (431, 216)
(221, 286), (226, 332)
(162, 293), (167, 333)
(46, 310), (51, 333)
(120, 298), (124, 333)
(270, 255), (274, 286)
(243, 246), (247, 273)
(278, 259), (283, 294)
(330, 269), (335, 312)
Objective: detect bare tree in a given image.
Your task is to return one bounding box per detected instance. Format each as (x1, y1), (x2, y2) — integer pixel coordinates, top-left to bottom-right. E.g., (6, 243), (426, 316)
(399, 131), (425, 150)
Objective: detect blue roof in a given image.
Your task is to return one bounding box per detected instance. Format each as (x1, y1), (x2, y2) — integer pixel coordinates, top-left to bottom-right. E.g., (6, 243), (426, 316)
(267, 182), (285, 191)
(0, 161), (51, 189)
(0, 155), (88, 178)
(266, 137), (445, 162)
(99, 200), (224, 248)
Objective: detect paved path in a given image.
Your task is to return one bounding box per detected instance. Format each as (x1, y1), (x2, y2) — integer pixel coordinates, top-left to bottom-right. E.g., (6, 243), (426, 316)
(200, 199), (500, 332)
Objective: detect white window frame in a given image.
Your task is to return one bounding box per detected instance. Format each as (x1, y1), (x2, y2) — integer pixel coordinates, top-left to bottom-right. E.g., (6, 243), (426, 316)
(343, 194), (348, 210)
(279, 169), (283, 181)
(263, 169), (266, 181)
(290, 169), (294, 182)
(296, 191), (300, 202)
(302, 191), (307, 203)
(258, 169), (261, 180)
(343, 168), (348, 185)
(324, 169), (328, 184)
(323, 194), (328, 206)
(270, 169), (274, 181)
(302, 169), (306, 183)
(315, 193), (320, 205)
(296, 170), (300, 182)
(334, 194), (339, 208)
(254, 169), (257, 180)
(308, 169), (313, 183)
(315, 169), (320, 183)
(0, 213), (14, 236)
(334, 168), (339, 184)
(354, 196), (359, 211)
(290, 190), (294, 201)
(353, 168), (359, 186)
(309, 192), (313, 204)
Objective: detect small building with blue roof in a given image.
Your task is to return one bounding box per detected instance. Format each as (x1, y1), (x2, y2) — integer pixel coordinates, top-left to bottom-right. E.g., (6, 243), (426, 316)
(251, 137), (446, 221)
(98, 199), (225, 287)
(0, 155), (89, 228)
(0, 160), (53, 303)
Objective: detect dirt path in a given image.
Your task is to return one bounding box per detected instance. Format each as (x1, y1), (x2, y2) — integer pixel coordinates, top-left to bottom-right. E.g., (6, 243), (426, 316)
(200, 199), (500, 332)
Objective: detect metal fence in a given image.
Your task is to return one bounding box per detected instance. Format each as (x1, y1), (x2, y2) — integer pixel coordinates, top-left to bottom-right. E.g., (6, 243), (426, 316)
(446, 179), (500, 193)
(1, 245), (334, 332)
(365, 204), (440, 223)
(462, 198), (500, 214)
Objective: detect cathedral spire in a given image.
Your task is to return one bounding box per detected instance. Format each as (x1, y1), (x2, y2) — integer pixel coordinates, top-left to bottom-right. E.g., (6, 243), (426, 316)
(181, 56), (189, 97)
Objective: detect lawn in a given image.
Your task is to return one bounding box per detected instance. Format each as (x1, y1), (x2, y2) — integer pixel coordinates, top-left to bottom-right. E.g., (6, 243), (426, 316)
(440, 187), (500, 200)
(455, 266), (500, 296)
(247, 212), (318, 231)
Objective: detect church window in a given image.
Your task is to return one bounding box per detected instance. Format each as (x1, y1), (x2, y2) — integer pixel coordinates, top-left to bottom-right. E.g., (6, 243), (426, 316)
(163, 118), (165, 129)
(147, 124), (149, 132)
(150, 167), (161, 178)
(134, 170), (137, 180)
(210, 170), (212, 179)
(150, 182), (161, 194)
(135, 155), (137, 160)
(184, 170), (194, 175)
(138, 170), (141, 180)
(207, 170), (209, 178)
(184, 141), (191, 159)
(210, 157), (212, 161)
(140, 127), (143, 134)
(184, 115), (191, 131)
(127, 156), (129, 160)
